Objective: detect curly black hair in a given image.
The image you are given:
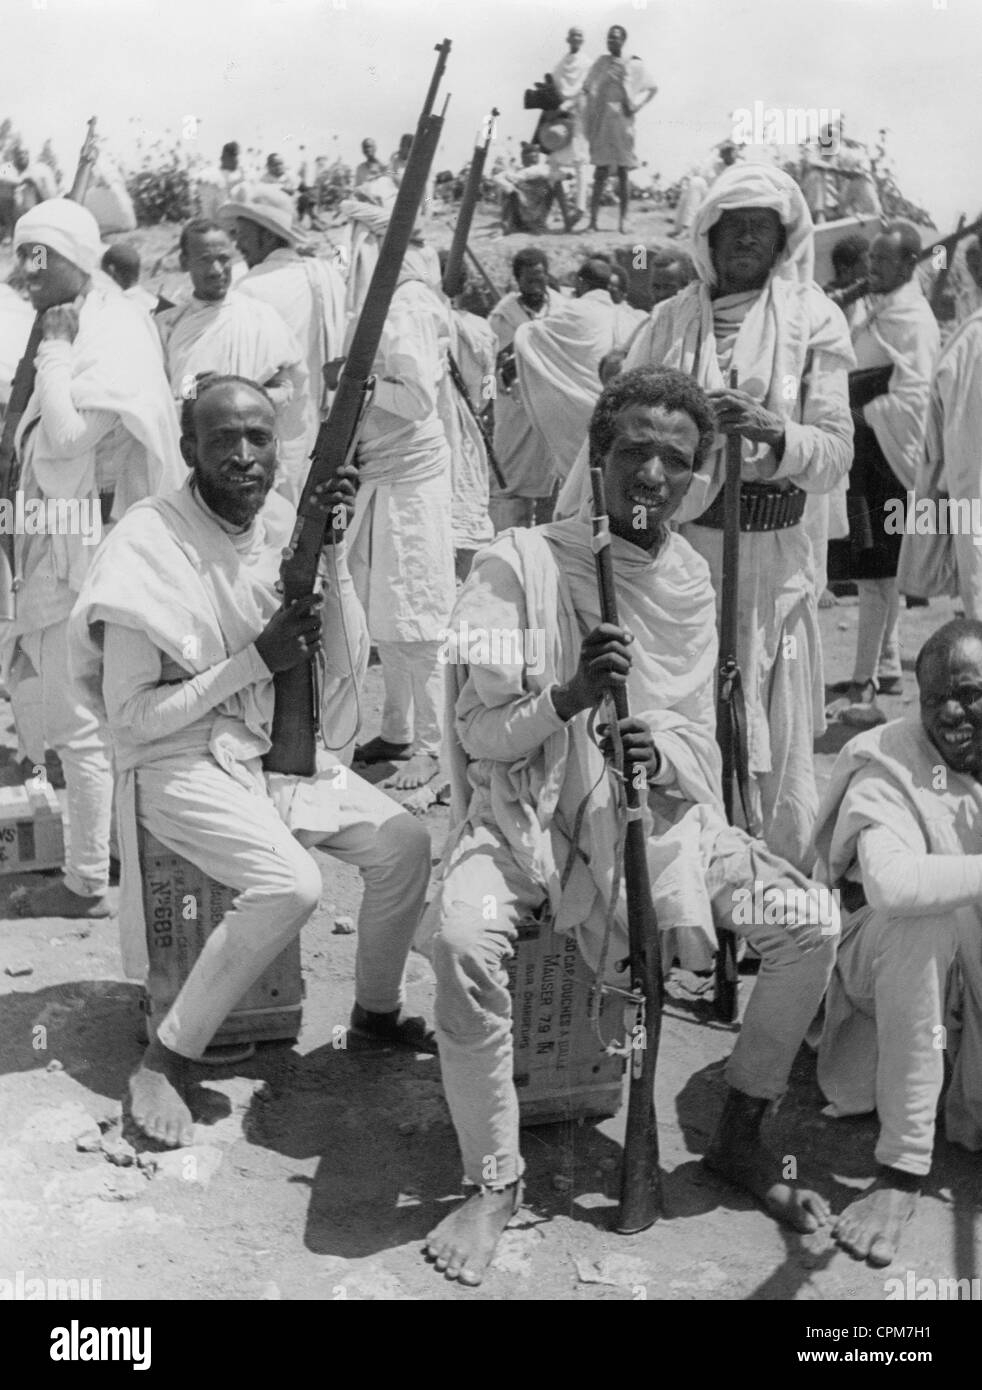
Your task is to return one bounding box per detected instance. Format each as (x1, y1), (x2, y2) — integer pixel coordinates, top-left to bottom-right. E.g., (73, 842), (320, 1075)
(830, 233), (870, 275)
(179, 374), (275, 441)
(588, 366), (716, 470)
(511, 245), (549, 280)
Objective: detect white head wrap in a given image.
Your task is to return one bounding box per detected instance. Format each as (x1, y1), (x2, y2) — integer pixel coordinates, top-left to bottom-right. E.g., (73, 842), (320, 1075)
(690, 163), (815, 290)
(13, 197), (105, 276)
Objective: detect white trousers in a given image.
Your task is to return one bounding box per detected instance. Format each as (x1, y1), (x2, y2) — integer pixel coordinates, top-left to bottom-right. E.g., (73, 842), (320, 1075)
(11, 619), (112, 897)
(376, 639), (444, 758)
(419, 818), (837, 1188)
(819, 905), (982, 1175)
(136, 753), (431, 1060)
(853, 578), (902, 684)
(952, 530), (982, 621)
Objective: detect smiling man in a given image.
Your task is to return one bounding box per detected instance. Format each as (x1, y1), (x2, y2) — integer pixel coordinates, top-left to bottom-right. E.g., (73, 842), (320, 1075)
(814, 617), (982, 1268)
(7, 198), (181, 920)
(419, 367), (841, 1287)
(156, 219), (309, 499)
(70, 375), (434, 1147)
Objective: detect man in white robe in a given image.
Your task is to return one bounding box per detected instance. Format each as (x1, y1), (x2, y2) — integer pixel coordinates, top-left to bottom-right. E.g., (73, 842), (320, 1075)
(346, 245), (457, 791)
(560, 165), (855, 871)
(420, 367), (839, 1287)
(194, 142), (241, 223)
(584, 25), (657, 234)
(435, 279), (496, 581)
(69, 376), (433, 1145)
(547, 26), (592, 223)
(834, 223), (939, 726)
(898, 295), (982, 620)
(488, 248), (558, 532)
(814, 618), (982, 1267)
(156, 219), (308, 500)
(514, 258), (632, 483)
(225, 185), (347, 503)
(8, 199), (183, 919)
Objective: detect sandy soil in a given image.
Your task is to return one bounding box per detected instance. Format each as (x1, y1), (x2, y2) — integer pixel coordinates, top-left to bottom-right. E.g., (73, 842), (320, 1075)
(1, 590), (979, 1302)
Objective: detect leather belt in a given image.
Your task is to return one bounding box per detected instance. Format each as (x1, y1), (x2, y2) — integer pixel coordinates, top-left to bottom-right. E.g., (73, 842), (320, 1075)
(693, 480), (807, 533)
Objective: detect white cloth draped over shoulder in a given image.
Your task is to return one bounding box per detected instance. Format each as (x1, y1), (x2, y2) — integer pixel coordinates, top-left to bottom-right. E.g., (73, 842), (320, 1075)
(444, 512), (732, 969)
(155, 289), (309, 498)
(853, 277), (939, 492)
(346, 258), (456, 642)
(488, 289), (557, 500)
(70, 477), (368, 977)
(237, 246), (347, 426)
(437, 305), (495, 551)
(813, 716), (982, 1152)
(337, 177), (400, 320)
(156, 290), (305, 400)
(897, 305), (982, 611)
(13, 276), (183, 628)
(513, 288), (635, 481)
(556, 165), (855, 867)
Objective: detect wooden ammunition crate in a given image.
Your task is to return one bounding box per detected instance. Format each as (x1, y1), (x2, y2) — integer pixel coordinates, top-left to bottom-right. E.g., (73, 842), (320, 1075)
(0, 780), (64, 875)
(140, 828), (303, 1047)
(509, 911), (625, 1126)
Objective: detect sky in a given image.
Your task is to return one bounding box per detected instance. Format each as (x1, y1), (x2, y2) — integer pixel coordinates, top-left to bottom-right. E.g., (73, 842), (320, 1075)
(3, 0), (977, 228)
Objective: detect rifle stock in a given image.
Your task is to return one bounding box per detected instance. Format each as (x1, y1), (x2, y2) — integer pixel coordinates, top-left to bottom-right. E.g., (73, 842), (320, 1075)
(588, 465), (663, 1235)
(0, 116), (99, 620)
(263, 41), (451, 777)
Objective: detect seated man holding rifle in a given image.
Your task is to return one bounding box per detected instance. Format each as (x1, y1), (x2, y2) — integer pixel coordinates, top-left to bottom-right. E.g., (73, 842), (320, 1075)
(69, 374), (435, 1146)
(419, 367), (841, 1287)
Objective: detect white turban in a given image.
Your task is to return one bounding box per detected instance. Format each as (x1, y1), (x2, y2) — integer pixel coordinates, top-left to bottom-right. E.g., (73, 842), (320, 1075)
(13, 198), (105, 276)
(690, 163), (815, 290)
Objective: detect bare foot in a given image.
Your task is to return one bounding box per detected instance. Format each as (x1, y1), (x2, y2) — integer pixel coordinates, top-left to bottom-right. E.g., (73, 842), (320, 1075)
(832, 1173), (920, 1267)
(424, 1183), (523, 1286)
(384, 752), (440, 791)
(818, 587), (838, 609)
(704, 1139), (830, 1233)
(126, 1039), (194, 1148)
(13, 879), (113, 919)
(353, 736), (411, 765)
(705, 1088), (830, 1233)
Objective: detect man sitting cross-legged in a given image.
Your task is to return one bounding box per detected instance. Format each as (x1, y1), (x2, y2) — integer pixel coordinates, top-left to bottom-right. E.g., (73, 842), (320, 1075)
(419, 367), (841, 1287)
(69, 375), (435, 1148)
(815, 617), (982, 1267)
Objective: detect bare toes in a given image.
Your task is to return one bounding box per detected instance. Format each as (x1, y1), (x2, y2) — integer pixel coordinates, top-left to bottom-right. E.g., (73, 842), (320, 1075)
(868, 1235), (896, 1268)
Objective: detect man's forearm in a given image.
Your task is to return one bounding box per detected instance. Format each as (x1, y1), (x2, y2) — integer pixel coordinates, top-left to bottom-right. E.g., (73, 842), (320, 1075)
(103, 623), (271, 745)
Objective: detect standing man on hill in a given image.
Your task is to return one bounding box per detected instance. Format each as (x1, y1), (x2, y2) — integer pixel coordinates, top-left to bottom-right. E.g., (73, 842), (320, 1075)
(584, 25), (657, 234)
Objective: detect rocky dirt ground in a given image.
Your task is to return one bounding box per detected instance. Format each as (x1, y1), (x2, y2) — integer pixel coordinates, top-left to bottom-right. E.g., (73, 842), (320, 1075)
(1, 591), (980, 1302)
(0, 212), (978, 1303)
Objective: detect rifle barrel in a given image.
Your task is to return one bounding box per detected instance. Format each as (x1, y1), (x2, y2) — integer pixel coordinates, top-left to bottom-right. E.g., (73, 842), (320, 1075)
(713, 369), (742, 1024)
(589, 464), (663, 1234)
